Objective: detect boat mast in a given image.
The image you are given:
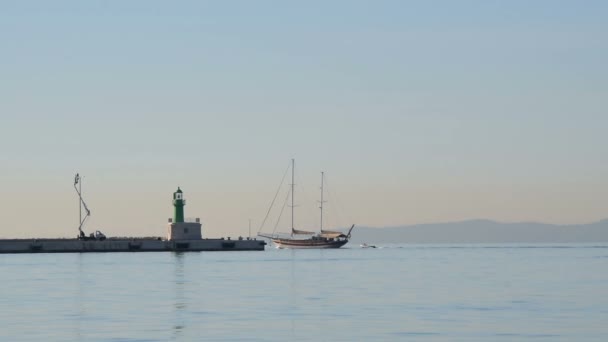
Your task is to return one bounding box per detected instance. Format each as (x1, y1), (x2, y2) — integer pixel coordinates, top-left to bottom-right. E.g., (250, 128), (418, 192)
(320, 171), (325, 232)
(79, 175), (82, 231)
(291, 158), (295, 235)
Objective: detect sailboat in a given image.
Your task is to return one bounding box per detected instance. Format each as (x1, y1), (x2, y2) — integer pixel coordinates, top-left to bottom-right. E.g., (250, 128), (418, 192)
(258, 159), (355, 249)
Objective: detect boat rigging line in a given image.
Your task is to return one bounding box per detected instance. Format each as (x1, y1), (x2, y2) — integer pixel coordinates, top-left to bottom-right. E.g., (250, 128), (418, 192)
(272, 187), (292, 236)
(257, 160), (291, 235)
(323, 175), (348, 230)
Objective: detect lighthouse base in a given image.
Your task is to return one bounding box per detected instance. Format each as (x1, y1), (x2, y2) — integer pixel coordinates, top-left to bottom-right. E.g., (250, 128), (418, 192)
(167, 222), (202, 241)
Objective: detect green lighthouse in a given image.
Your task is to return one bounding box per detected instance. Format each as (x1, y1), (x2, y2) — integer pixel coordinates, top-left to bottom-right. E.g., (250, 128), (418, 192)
(173, 187), (185, 223)
(167, 187), (202, 241)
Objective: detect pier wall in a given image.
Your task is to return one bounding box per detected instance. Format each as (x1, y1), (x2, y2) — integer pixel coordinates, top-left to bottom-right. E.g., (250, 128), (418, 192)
(0, 238), (265, 254)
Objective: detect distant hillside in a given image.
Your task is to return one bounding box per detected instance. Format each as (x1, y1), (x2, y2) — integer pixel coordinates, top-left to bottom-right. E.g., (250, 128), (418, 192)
(349, 219), (608, 244)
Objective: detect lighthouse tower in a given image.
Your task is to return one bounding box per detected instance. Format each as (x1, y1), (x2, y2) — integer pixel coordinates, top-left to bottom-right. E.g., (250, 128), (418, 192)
(173, 187), (185, 223)
(167, 187), (202, 241)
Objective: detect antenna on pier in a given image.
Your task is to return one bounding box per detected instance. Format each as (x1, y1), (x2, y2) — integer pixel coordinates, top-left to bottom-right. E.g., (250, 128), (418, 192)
(74, 173), (91, 238)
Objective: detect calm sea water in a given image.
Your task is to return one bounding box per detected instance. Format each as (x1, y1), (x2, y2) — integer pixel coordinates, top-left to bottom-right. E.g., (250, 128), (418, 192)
(1, 244), (608, 341)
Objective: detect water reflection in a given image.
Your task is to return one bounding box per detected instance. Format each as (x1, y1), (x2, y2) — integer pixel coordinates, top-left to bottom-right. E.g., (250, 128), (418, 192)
(317, 249), (326, 333)
(287, 249), (327, 340)
(289, 249), (296, 336)
(74, 253), (85, 342)
(172, 252), (186, 339)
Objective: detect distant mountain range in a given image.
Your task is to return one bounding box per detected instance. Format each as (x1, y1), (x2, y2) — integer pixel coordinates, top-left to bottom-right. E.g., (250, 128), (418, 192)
(349, 219), (608, 244)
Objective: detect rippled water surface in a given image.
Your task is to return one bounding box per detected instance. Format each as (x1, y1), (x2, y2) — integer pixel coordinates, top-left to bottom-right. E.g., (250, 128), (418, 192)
(1, 244), (608, 341)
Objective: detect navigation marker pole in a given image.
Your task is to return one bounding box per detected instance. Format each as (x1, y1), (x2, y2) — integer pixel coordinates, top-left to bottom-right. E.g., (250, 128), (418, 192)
(74, 173), (91, 238)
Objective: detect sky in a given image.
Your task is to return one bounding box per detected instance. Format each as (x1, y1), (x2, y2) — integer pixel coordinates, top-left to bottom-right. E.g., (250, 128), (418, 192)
(1, 1), (607, 238)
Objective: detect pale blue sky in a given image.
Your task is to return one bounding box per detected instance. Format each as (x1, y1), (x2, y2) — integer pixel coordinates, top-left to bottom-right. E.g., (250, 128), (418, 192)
(1, 1), (607, 238)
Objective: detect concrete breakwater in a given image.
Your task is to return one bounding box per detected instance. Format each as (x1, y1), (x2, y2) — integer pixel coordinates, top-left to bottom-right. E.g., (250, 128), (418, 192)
(0, 237), (266, 254)
(2, 184), (268, 254)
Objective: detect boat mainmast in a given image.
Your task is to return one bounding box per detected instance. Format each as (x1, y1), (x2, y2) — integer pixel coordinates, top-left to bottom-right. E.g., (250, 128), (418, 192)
(319, 171), (326, 232)
(291, 158), (295, 236)
(78, 175), (81, 228)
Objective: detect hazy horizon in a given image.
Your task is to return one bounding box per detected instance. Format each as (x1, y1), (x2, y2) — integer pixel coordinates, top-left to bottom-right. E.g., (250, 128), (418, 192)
(1, 1), (607, 239)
